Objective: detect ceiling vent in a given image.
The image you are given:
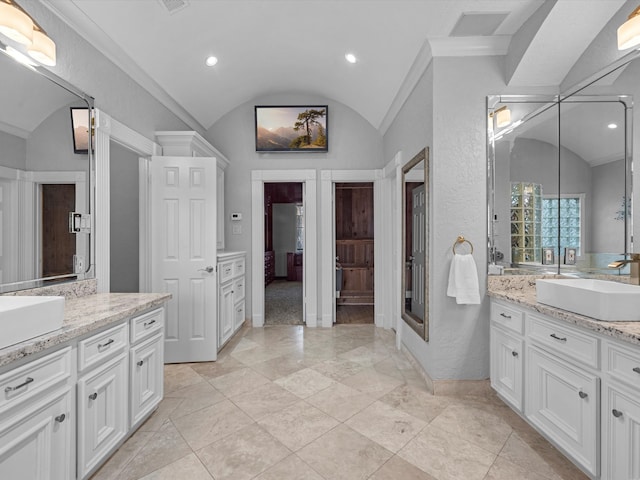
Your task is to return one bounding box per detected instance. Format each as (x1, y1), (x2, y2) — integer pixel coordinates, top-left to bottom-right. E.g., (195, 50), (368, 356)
(158, 0), (189, 15)
(450, 12), (508, 37)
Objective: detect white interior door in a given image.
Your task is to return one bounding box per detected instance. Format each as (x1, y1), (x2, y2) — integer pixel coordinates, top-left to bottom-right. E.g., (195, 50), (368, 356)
(151, 156), (217, 363)
(411, 184), (425, 318)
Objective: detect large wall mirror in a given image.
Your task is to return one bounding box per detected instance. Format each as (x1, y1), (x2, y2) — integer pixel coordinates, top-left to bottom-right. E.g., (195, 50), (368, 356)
(402, 147), (429, 340)
(488, 80), (632, 275)
(0, 43), (94, 293)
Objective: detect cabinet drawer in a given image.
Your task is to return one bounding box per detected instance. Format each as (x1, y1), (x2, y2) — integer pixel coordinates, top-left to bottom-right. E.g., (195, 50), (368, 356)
(233, 278), (245, 303)
(491, 302), (524, 334)
(233, 257), (245, 277)
(130, 308), (164, 344)
(528, 314), (599, 369)
(604, 340), (640, 390)
(0, 347), (72, 415)
(78, 323), (128, 373)
(219, 261), (234, 283)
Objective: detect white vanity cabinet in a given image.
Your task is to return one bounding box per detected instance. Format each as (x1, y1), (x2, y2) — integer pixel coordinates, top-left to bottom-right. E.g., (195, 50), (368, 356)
(490, 301), (524, 412)
(602, 340), (640, 480)
(0, 347), (75, 480)
(217, 252), (246, 350)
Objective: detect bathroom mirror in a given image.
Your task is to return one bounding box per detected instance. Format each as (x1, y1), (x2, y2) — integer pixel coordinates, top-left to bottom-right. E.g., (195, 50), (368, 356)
(401, 147), (429, 340)
(488, 88), (631, 275)
(0, 45), (94, 293)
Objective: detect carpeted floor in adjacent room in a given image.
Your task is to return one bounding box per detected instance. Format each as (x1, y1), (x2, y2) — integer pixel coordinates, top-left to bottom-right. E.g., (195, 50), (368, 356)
(265, 279), (304, 325)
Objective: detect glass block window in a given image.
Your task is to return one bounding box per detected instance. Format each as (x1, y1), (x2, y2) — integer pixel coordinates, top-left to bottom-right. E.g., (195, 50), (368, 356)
(542, 195), (582, 257)
(295, 203), (304, 251)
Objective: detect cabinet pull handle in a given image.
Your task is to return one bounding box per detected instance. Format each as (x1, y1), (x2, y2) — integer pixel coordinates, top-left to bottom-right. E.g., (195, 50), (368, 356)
(144, 319), (156, 328)
(137, 360), (144, 367)
(4, 376), (34, 393)
(98, 339), (114, 349)
(550, 334), (567, 342)
(512, 351), (518, 357)
(633, 367), (640, 375)
(89, 393), (98, 401)
(578, 391), (588, 399)
(612, 409), (623, 418)
(500, 313), (512, 319)
(55, 414), (66, 423)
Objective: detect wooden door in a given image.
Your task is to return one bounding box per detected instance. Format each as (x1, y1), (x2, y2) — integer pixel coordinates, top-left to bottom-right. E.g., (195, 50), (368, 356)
(42, 184), (75, 277)
(410, 184), (425, 318)
(150, 156), (218, 363)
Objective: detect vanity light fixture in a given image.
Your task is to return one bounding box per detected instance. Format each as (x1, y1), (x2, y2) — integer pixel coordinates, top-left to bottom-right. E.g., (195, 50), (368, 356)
(618, 5), (640, 50)
(345, 53), (357, 64)
(0, 0), (56, 65)
(205, 55), (218, 67)
(490, 105), (512, 128)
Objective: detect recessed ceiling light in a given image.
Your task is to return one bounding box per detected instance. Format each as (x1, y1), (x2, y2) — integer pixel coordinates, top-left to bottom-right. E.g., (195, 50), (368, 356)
(608, 123), (618, 129)
(205, 55), (218, 67)
(345, 53), (357, 64)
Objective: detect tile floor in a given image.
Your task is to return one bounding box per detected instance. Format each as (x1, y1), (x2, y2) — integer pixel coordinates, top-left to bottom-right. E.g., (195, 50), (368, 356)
(91, 324), (588, 480)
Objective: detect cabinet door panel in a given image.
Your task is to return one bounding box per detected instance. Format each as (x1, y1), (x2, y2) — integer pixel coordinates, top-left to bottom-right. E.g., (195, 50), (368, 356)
(0, 388), (73, 480)
(77, 353), (128, 478)
(490, 325), (523, 411)
(605, 384), (640, 480)
(218, 282), (234, 349)
(130, 333), (164, 428)
(526, 345), (599, 477)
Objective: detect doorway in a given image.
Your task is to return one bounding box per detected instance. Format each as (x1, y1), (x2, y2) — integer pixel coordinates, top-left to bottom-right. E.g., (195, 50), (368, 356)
(335, 182), (374, 324)
(264, 182), (304, 325)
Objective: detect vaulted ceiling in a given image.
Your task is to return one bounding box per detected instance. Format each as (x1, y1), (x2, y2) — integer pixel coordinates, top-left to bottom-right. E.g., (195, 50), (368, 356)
(42, 0), (627, 133)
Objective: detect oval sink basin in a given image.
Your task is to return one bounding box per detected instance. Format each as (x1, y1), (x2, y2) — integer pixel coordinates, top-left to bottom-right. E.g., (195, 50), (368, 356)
(536, 279), (640, 321)
(0, 296), (65, 349)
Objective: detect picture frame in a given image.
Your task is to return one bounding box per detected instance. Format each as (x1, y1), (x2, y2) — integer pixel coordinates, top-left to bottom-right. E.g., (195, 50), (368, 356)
(255, 105), (328, 152)
(564, 247), (577, 265)
(70, 107), (90, 154)
(542, 247), (555, 265)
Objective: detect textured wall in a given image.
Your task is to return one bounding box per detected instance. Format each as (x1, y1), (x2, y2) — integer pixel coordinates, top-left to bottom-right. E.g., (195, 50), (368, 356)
(0, 131), (26, 170)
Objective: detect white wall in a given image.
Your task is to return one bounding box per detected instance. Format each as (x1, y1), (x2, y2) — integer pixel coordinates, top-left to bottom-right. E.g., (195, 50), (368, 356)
(0, 131), (26, 170)
(206, 93), (384, 318)
(592, 159), (626, 252)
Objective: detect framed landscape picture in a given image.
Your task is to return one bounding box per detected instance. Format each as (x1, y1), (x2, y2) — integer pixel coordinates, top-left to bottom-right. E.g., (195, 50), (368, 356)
(255, 105), (328, 152)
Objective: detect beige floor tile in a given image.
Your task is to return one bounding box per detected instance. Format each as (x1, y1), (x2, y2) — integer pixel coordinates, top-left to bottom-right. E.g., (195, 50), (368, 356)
(190, 356), (247, 380)
(172, 399), (254, 450)
(338, 344), (390, 367)
(231, 342), (296, 365)
(499, 432), (564, 480)
(429, 403), (512, 454)
(137, 397), (183, 432)
(165, 381), (225, 420)
(208, 367), (270, 398)
(253, 454), (324, 480)
(274, 368), (335, 398)
(163, 363), (205, 394)
(398, 425), (495, 480)
(379, 384), (450, 423)
(297, 424), (393, 480)
(306, 381), (377, 421)
(310, 357), (367, 381)
(230, 337), (261, 353)
(196, 424), (291, 480)
(339, 366), (404, 397)
(484, 456), (560, 480)
(138, 452), (213, 480)
(369, 456), (437, 480)
(345, 400), (427, 453)
(230, 381), (301, 420)
(118, 421), (193, 480)
(258, 400), (339, 451)
(90, 430), (154, 480)
(250, 354), (309, 380)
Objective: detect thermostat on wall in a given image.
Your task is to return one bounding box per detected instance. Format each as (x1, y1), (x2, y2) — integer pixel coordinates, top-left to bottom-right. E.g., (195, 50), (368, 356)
(231, 213), (242, 221)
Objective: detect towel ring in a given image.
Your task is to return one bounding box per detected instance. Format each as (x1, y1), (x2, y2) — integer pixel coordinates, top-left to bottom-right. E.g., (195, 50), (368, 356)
(452, 235), (473, 254)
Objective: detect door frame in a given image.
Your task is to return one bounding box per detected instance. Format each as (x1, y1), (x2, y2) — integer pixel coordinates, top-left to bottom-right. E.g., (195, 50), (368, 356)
(320, 169), (384, 328)
(251, 170), (317, 327)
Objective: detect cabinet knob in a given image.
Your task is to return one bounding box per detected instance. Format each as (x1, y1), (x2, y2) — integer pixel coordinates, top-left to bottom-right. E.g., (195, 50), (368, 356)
(89, 392), (98, 401)
(499, 313), (512, 319)
(511, 351), (518, 357)
(612, 409), (623, 418)
(633, 367), (640, 375)
(578, 391), (588, 399)
(55, 414), (66, 423)
(137, 360), (144, 367)
(550, 333), (567, 342)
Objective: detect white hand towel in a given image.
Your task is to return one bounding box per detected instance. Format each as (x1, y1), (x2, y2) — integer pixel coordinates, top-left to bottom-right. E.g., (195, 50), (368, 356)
(447, 253), (480, 305)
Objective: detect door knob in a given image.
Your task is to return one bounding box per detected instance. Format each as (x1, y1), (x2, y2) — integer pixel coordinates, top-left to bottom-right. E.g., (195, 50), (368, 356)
(199, 266), (214, 273)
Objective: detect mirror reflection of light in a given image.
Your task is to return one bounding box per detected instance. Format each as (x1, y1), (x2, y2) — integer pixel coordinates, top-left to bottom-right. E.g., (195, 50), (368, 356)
(4, 46), (37, 67)
(608, 123), (618, 129)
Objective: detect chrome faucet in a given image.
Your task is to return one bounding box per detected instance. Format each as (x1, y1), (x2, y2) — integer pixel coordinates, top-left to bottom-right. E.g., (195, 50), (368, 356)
(608, 253), (640, 285)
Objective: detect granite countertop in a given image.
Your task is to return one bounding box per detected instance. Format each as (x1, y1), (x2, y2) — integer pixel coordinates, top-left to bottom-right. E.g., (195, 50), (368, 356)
(0, 292), (171, 368)
(488, 275), (640, 347)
